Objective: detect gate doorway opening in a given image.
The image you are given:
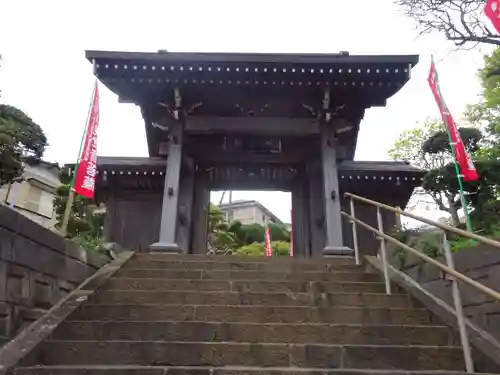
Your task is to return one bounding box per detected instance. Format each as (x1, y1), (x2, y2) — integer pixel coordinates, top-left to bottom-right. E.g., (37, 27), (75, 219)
(209, 191), (292, 257)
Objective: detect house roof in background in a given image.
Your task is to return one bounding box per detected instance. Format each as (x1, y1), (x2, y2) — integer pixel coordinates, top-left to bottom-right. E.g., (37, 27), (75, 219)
(20, 158), (61, 190)
(22, 156), (60, 170)
(219, 199), (283, 224)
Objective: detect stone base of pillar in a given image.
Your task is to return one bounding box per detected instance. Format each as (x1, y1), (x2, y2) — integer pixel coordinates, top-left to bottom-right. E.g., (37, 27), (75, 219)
(323, 246), (354, 256)
(149, 242), (183, 254)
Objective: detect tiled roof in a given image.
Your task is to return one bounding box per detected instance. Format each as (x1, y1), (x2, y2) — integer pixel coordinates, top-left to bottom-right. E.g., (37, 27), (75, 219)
(95, 157), (424, 173)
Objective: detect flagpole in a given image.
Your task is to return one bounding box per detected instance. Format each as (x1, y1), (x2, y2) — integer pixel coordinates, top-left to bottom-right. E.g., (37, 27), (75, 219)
(60, 77), (97, 236)
(432, 57), (473, 232)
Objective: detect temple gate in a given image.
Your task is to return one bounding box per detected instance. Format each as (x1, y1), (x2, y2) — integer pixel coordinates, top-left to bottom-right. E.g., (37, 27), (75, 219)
(86, 50), (424, 257)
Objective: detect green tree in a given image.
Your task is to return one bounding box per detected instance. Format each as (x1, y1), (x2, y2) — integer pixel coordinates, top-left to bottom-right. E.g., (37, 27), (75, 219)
(207, 204), (238, 254)
(389, 119), (483, 226)
(0, 105), (47, 186)
(226, 222), (290, 246)
(233, 241), (291, 257)
(389, 119), (443, 169)
(423, 160), (500, 232)
(233, 242), (265, 256)
(272, 241), (293, 256)
(54, 184), (104, 238)
(227, 220), (247, 247)
(207, 204), (291, 255)
(54, 169), (106, 252)
(391, 47), (500, 233)
(237, 223), (266, 244)
(395, 0), (500, 47)
(466, 47), (500, 157)
(389, 119), (459, 223)
(0, 55), (47, 185)
(463, 47), (500, 231)
(268, 222), (291, 242)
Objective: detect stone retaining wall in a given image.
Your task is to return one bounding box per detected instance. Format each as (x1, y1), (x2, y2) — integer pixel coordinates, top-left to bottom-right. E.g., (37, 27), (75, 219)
(389, 242), (500, 342)
(0, 205), (109, 343)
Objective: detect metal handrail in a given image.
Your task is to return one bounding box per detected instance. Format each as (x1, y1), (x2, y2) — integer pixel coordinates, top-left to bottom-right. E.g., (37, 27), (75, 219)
(343, 192), (500, 373)
(340, 211), (500, 302)
(345, 192), (500, 249)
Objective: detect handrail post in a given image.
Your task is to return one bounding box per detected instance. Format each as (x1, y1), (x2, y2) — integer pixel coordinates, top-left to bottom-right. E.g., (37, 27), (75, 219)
(376, 207), (391, 295)
(345, 192), (500, 249)
(442, 232), (474, 373)
(395, 206), (402, 229)
(350, 198), (360, 265)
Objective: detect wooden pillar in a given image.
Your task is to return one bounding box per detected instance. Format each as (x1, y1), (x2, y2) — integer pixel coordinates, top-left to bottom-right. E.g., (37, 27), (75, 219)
(150, 125), (183, 253)
(320, 123), (352, 256)
(176, 158), (195, 254)
(102, 192), (115, 243)
(191, 167), (210, 255)
(291, 170), (311, 257)
(308, 161), (325, 257)
(300, 171), (311, 258)
(291, 187), (304, 257)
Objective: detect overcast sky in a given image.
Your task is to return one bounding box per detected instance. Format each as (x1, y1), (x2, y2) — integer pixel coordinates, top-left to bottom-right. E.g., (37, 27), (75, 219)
(0, 0), (494, 223)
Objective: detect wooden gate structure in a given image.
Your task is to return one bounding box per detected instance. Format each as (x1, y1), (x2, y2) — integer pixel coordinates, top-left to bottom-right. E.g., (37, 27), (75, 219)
(85, 50), (424, 257)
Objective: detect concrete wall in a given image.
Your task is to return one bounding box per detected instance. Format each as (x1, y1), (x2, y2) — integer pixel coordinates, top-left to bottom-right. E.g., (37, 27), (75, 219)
(0, 162), (61, 229)
(389, 243), (500, 343)
(2, 181), (57, 228)
(220, 205), (272, 226)
(0, 205), (109, 345)
(231, 206), (256, 225)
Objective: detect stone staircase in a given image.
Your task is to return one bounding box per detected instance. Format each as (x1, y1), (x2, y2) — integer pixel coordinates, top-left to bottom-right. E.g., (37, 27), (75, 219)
(11, 254), (488, 374)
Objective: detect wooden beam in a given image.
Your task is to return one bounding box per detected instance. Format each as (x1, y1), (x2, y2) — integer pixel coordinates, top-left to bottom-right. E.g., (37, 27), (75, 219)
(185, 134), (326, 164)
(208, 181), (292, 191)
(184, 117), (320, 135)
(188, 150), (309, 164)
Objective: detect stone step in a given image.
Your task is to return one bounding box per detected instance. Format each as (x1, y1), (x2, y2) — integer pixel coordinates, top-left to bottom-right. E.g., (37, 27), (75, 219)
(104, 278), (388, 293)
(122, 260), (361, 272)
(91, 290), (414, 308)
(133, 253), (356, 265)
(114, 269), (379, 281)
(14, 365), (487, 375)
(25, 341), (465, 370)
(71, 304), (432, 325)
(51, 321), (457, 346)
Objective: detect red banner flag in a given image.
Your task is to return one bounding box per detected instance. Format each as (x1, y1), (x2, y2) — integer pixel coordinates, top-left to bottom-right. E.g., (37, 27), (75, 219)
(289, 210), (293, 257)
(265, 226), (273, 257)
(428, 60), (479, 182)
(485, 0), (500, 34)
(74, 81), (100, 199)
